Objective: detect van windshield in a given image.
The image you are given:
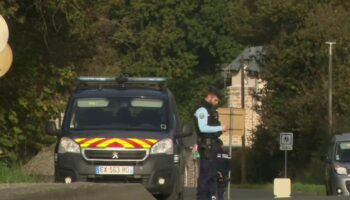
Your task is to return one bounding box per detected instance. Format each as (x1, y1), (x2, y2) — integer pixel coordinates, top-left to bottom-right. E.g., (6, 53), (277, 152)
(69, 97), (168, 131)
(335, 141), (350, 162)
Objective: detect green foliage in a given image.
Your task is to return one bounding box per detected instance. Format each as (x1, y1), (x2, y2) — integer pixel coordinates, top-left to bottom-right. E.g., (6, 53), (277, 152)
(244, 1), (350, 183)
(292, 182), (326, 196)
(5, 0), (349, 186)
(0, 163), (38, 183)
(233, 183), (326, 196)
(0, 1), (240, 162)
(0, 1), (76, 162)
(62, 0), (241, 120)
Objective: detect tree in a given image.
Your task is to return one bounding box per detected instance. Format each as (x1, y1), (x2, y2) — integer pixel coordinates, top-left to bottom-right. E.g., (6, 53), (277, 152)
(63, 0), (241, 121)
(238, 1), (350, 182)
(0, 1), (76, 162)
(0, 0), (241, 162)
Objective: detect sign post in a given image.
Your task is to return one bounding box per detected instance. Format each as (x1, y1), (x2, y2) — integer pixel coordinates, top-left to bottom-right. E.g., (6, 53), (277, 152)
(280, 132), (293, 177)
(227, 107), (233, 200)
(217, 107), (245, 200)
(274, 132), (293, 198)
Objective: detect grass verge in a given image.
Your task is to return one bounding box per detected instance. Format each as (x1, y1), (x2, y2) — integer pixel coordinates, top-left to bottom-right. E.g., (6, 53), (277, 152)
(0, 164), (39, 183)
(292, 183), (325, 196)
(233, 182), (326, 196)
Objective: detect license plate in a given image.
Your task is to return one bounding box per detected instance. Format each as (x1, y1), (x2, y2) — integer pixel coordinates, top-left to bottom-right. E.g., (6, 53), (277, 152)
(96, 166), (134, 175)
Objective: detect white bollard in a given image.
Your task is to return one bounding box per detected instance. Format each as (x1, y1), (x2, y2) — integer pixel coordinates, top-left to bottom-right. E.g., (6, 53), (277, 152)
(65, 177), (72, 184)
(274, 178), (291, 198)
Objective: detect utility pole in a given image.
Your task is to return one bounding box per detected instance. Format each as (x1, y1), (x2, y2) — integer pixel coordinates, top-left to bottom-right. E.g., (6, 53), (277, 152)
(325, 42), (336, 135)
(241, 65), (247, 184)
(223, 67), (234, 199)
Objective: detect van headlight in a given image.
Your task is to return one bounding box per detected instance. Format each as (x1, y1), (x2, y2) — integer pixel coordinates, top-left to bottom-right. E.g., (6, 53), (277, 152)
(150, 139), (173, 155)
(335, 164), (347, 175)
(58, 137), (80, 153)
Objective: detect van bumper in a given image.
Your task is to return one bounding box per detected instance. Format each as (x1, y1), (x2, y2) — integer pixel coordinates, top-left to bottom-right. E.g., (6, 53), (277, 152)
(329, 172), (350, 196)
(55, 152), (180, 196)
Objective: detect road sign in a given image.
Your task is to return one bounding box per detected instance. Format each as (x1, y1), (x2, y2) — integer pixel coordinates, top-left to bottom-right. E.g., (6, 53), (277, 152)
(280, 132), (293, 151)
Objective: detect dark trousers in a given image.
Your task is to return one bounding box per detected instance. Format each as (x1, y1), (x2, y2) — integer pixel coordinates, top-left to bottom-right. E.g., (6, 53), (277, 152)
(217, 186), (225, 200)
(197, 159), (217, 200)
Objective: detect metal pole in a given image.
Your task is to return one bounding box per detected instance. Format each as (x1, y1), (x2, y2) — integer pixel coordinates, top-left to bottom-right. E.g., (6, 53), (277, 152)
(227, 107), (233, 200)
(224, 69), (227, 97)
(285, 151), (287, 178)
(241, 66), (247, 184)
(325, 42), (336, 135)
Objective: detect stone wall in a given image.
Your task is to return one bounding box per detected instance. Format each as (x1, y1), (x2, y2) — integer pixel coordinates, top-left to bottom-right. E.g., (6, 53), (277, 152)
(184, 157), (198, 187)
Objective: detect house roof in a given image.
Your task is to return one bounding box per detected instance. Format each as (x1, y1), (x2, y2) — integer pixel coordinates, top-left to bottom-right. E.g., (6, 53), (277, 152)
(224, 46), (264, 73)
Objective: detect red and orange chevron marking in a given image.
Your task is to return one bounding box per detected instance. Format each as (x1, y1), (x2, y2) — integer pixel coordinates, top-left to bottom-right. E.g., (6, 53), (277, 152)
(74, 138), (158, 149)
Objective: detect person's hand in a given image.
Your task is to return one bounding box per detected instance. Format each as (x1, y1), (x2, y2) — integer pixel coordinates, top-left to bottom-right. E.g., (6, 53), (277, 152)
(192, 144), (198, 153)
(222, 125), (228, 132)
(217, 172), (224, 183)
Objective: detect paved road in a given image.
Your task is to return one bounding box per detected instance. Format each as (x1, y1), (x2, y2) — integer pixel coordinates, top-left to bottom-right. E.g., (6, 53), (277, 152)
(184, 187), (350, 200)
(0, 183), (155, 200)
(2, 183), (350, 200)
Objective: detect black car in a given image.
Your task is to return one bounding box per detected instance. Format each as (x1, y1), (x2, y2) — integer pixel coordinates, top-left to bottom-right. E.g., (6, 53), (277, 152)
(46, 76), (193, 200)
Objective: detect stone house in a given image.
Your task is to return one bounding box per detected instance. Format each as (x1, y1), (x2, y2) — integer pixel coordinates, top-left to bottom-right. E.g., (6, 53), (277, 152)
(223, 46), (264, 147)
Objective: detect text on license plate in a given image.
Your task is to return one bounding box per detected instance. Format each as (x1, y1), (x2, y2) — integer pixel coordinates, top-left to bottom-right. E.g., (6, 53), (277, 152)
(96, 166), (134, 175)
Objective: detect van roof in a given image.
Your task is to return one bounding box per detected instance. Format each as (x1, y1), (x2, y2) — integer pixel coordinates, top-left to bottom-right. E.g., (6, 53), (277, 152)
(76, 76), (167, 91)
(335, 133), (350, 141)
(72, 88), (168, 99)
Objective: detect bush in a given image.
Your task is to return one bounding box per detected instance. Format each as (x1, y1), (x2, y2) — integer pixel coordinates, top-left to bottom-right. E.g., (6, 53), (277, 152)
(0, 162), (38, 183)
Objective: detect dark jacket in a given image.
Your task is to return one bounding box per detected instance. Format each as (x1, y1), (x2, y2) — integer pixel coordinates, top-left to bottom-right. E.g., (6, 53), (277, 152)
(194, 100), (222, 138)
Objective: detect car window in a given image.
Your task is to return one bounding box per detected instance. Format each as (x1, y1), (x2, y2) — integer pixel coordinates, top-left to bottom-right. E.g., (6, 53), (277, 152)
(69, 97), (168, 131)
(335, 141), (350, 162)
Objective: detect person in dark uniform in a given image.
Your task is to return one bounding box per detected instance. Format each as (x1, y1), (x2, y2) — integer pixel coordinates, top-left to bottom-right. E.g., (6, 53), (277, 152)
(194, 86), (227, 200)
(216, 139), (231, 200)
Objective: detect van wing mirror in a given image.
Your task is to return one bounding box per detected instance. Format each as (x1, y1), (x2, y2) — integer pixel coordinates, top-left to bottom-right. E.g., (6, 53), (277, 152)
(46, 121), (61, 136)
(178, 123), (193, 138)
(320, 155), (331, 163)
(325, 156), (331, 163)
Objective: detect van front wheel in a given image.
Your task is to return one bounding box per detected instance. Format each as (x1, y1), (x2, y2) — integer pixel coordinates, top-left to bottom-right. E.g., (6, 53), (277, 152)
(157, 175), (184, 200)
